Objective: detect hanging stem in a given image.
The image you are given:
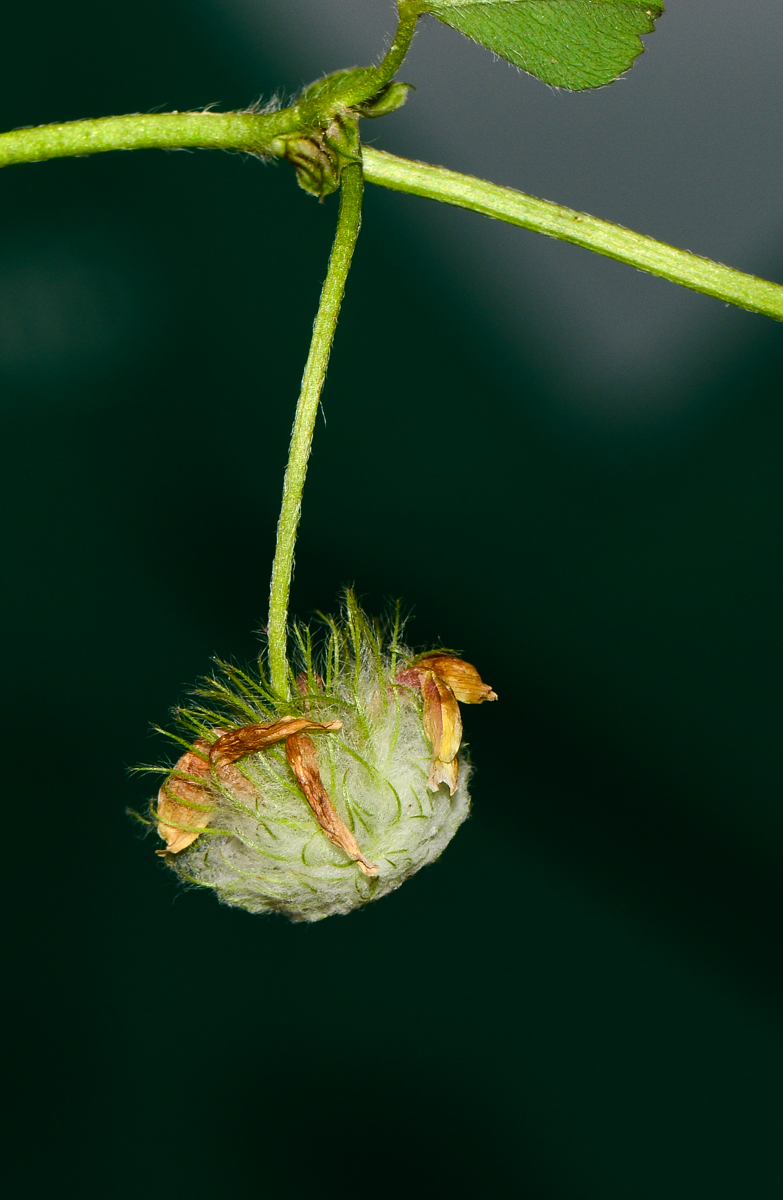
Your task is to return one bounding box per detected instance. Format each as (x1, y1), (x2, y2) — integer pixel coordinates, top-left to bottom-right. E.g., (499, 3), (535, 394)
(267, 162), (365, 699)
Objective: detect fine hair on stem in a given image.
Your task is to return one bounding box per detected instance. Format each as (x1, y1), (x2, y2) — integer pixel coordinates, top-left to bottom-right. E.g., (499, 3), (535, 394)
(266, 162), (365, 697)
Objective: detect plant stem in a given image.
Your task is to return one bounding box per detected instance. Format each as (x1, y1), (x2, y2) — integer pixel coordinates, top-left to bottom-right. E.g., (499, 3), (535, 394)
(4, 109), (780, 322)
(379, 3), (420, 82)
(0, 6), (417, 173)
(267, 162), (365, 699)
(0, 12), (419, 171)
(363, 148), (783, 322)
(0, 111), (297, 168)
(290, 4), (418, 121)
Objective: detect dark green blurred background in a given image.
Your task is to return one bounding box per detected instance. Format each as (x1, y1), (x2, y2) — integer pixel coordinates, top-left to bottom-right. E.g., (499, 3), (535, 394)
(4, 3), (783, 1196)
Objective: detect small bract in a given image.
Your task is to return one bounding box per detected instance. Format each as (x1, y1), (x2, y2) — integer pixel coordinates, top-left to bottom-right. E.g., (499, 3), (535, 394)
(153, 596), (496, 922)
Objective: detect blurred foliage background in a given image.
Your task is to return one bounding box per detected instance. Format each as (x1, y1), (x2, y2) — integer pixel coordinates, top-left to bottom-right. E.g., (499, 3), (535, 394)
(3, 2), (783, 1196)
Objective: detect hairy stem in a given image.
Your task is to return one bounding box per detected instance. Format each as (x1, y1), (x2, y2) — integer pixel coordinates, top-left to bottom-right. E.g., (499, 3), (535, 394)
(0, 111), (298, 168)
(0, 11), (419, 171)
(0, 9), (417, 171)
(267, 163), (365, 699)
(2, 109), (780, 322)
(363, 148), (783, 322)
(288, 5), (418, 122)
(379, 3), (420, 81)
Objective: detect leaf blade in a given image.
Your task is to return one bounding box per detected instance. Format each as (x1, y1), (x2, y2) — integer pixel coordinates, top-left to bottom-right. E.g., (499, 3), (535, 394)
(416, 0), (664, 90)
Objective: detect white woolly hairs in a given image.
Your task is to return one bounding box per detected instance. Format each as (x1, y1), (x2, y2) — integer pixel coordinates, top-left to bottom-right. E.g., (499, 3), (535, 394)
(164, 625), (472, 922)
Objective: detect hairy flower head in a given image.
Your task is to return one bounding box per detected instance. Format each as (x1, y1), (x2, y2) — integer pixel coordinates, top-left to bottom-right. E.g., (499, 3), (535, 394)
(149, 595), (496, 922)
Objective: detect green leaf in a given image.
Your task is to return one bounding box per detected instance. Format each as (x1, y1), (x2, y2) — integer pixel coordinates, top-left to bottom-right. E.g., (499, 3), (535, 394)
(412, 0), (664, 91)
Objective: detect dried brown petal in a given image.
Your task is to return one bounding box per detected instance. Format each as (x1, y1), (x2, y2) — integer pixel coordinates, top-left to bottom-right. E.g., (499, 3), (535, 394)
(295, 671), (324, 703)
(285, 733), (378, 877)
(427, 755), (459, 796)
(156, 739), (214, 856)
(394, 666), (426, 690)
(209, 715), (341, 765)
(395, 666), (464, 795)
(421, 671), (462, 766)
(417, 654), (498, 704)
(211, 755), (258, 802)
(421, 671), (462, 797)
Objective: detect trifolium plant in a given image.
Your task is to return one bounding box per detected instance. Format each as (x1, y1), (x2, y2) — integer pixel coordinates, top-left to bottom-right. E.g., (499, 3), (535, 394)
(5, 2), (783, 920)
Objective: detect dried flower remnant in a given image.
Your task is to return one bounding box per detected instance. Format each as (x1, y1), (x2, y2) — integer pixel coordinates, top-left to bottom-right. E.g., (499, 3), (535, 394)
(395, 654), (497, 795)
(156, 740), (214, 856)
(417, 654), (498, 705)
(186, 711), (378, 875)
(285, 732), (378, 876)
(156, 734), (260, 854)
(421, 670), (462, 794)
(209, 715), (342, 764)
(157, 716), (341, 855)
(151, 597), (495, 921)
(274, 673), (380, 872)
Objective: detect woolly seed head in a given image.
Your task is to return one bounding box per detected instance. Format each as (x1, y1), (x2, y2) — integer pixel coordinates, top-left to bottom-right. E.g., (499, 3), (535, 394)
(151, 595), (494, 922)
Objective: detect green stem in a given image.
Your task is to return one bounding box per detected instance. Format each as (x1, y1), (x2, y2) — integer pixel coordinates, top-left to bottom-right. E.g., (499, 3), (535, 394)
(376, 3), (420, 84)
(0, 7), (417, 172)
(4, 109), (779, 322)
(0, 12), (419, 171)
(291, 5), (418, 120)
(363, 147), (783, 322)
(0, 111), (298, 168)
(267, 163), (365, 699)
